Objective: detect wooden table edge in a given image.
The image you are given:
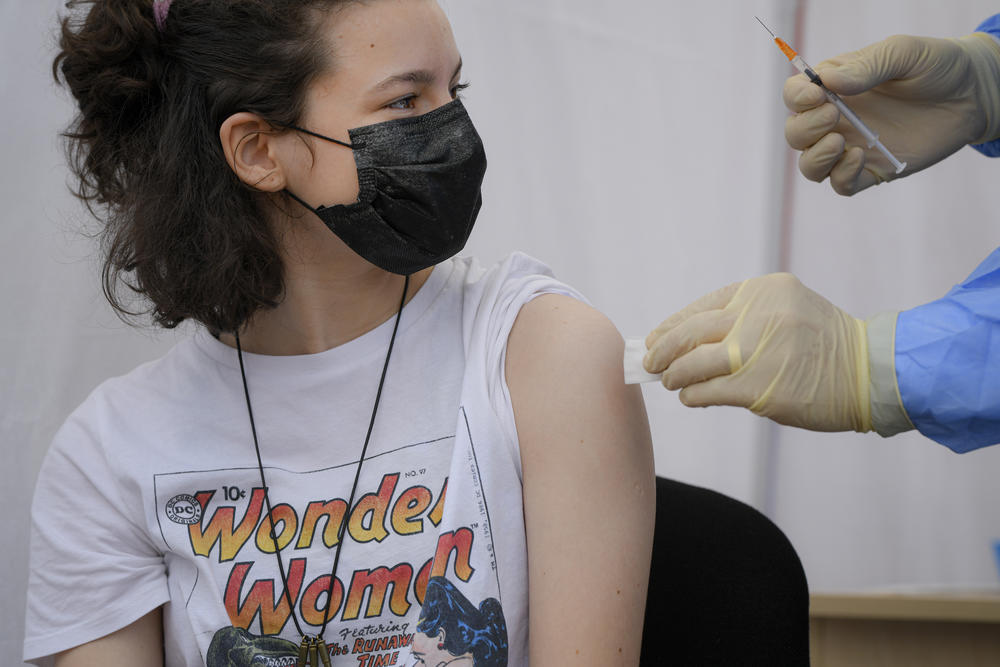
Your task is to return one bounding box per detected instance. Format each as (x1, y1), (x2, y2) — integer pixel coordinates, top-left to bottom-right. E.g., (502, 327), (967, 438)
(809, 592), (1000, 624)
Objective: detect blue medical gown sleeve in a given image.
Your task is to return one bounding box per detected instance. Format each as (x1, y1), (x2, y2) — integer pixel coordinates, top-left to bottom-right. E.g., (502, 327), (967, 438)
(971, 14), (1000, 157)
(895, 247), (1000, 452)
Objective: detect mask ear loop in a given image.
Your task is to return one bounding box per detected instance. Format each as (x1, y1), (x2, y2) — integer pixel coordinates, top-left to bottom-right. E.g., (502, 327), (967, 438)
(278, 124), (367, 213)
(284, 189), (322, 214)
(284, 124), (366, 150)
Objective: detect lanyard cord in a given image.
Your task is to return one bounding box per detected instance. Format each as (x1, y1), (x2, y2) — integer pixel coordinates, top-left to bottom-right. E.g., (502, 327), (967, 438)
(234, 274), (410, 642)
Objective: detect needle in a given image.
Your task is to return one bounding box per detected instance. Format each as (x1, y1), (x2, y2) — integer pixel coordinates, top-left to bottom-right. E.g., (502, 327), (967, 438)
(755, 17), (907, 174)
(755, 15), (775, 39)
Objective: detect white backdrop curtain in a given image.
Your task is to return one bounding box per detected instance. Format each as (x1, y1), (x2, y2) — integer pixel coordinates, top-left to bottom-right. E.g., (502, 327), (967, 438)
(3, 1), (998, 664)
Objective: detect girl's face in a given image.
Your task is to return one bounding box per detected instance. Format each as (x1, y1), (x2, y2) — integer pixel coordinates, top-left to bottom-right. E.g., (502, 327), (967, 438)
(281, 0), (465, 208)
(410, 628), (453, 666)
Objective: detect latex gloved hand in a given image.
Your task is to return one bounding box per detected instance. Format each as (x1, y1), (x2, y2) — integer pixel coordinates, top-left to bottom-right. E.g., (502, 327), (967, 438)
(785, 32), (1000, 195)
(643, 273), (871, 432)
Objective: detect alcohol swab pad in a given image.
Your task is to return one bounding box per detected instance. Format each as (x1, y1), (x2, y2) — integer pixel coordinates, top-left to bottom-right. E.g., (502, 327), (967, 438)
(624, 338), (662, 385)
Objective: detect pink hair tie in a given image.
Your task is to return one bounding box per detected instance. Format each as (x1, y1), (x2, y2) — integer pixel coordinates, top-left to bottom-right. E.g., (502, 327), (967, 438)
(153, 0), (173, 33)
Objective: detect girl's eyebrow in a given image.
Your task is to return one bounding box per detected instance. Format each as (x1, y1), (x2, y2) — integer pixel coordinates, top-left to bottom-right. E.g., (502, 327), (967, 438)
(372, 59), (463, 91)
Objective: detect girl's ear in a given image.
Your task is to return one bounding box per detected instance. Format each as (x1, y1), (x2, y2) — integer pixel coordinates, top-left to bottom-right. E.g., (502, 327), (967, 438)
(219, 112), (288, 192)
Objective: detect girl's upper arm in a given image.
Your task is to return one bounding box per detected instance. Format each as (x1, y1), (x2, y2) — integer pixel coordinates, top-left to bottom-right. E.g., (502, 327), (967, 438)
(505, 293), (655, 665)
(54, 607), (163, 667)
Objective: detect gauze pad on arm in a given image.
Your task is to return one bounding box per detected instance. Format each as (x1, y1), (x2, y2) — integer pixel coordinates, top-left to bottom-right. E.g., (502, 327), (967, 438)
(624, 338), (661, 385)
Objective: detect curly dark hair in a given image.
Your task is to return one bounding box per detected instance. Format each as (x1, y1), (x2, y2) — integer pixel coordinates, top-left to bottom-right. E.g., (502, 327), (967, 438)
(54, 0), (353, 332)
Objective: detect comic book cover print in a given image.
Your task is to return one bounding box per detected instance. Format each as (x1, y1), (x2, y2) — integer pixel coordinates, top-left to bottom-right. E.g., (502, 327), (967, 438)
(156, 421), (507, 666)
(207, 577), (507, 666)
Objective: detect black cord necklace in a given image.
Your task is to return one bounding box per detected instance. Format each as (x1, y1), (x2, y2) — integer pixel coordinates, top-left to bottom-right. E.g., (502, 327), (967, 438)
(234, 275), (410, 667)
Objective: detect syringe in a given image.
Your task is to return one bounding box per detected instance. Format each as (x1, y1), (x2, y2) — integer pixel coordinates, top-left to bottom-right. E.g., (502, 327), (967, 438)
(756, 17), (907, 174)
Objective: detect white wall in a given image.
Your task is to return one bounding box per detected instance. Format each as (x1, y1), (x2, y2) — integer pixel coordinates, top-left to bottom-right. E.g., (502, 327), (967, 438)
(2, 1), (997, 664)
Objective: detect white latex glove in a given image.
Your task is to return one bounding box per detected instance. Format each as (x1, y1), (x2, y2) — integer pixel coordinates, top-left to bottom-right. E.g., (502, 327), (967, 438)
(643, 274), (871, 432)
(785, 32), (1000, 195)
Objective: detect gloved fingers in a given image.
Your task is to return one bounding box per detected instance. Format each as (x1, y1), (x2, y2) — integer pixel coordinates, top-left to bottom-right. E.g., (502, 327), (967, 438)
(960, 33), (1000, 144)
(797, 132), (847, 182)
(659, 340), (735, 391)
(677, 375), (755, 410)
(815, 35), (929, 96)
(829, 146), (878, 196)
(644, 281), (742, 348)
(783, 75), (827, 113)
(784, 103), (841, 151)
(644, 309), (736, 375)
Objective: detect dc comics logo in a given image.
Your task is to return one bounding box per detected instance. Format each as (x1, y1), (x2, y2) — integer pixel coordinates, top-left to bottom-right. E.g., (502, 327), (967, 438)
(166, 494), (202, 525)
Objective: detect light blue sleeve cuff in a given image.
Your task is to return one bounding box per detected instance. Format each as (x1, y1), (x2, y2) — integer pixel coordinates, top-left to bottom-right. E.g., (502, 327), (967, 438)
(971, 14), (1000, 156)
(866, 310), (914, 437)
(895, 247), (1000, 452)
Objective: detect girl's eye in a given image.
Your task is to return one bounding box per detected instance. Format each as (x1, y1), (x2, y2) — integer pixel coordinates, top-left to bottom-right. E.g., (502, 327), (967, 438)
(451, 81), (471, 99)
(386, 95), (416, 110)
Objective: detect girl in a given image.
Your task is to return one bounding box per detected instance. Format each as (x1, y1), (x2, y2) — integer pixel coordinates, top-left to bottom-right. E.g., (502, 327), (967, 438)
(25, 1), (654, 665)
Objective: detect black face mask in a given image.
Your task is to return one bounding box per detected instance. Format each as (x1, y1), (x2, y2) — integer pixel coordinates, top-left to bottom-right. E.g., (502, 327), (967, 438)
(284, 99), (487, 275)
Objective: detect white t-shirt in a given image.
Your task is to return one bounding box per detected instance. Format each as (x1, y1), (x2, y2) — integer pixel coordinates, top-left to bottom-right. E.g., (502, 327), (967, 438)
(25, 253), (583, 667)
